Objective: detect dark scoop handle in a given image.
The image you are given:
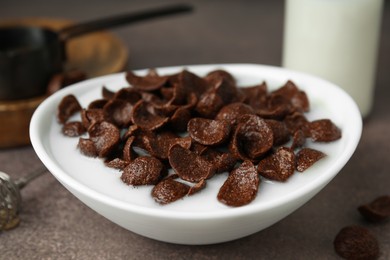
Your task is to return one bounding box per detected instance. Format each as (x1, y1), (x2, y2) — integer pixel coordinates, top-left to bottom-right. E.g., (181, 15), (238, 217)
(58, 4), (193, 41)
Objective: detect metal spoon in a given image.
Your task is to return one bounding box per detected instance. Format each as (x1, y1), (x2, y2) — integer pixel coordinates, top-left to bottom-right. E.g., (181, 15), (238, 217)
(0, 168), (46, 230)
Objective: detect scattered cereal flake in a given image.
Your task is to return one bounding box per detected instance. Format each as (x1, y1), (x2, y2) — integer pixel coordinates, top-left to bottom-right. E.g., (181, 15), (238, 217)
(334, 226), (379, 260)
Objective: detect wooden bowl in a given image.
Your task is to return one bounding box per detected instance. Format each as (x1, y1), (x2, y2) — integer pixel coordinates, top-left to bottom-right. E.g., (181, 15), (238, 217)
(0, 18), (128, 148)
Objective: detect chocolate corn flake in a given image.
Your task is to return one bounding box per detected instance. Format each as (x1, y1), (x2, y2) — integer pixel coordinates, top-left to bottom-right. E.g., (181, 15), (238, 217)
(151, 178), (190, 205)
(169, 106), (192, 132)
(58, 68), (343, 208)
(102, 86), (116, 100)
(257, 147), (295, 182)
(121, 156), (164, 186)
(188, 179), (207, 196)
(103, 99), (133, 128)
(217, 160), (260, 207)
(81, 108), (105, 129)
(57, 94), (82, 124)
(291, 130), (306, 150)
(215, 102), (254, 127)
(272, 80), (310, 112)
(204, 69), (236, 87)
(309, 119), (342, 142)
(126, 70), (168, 91)
(334, 226), (379, 260)
(168, 144), (215, 183)
(296, 148), (326, 172)
(265, 119), (290, 146)
(123, 136), (137, 162)
(120, 124), (138, 140)
(131, 100), (169, 131)
(142, 131), (192, 160)
(188, 118), (231, 146)
(190, 142), (208, 155)
(88, 121), (120, 158)
(78, 138), (98, 157)
(241, 82), (268, 109)
(201, 148), (237, 174)
(195, 90), (225, 118)
(358, 195), (390, 222)
(112, 87), (142, 105)
(176, 69), (209, 98)
(104, 157), (129, 170)
(62, 121), (86, 137)
(255, 94), (292, 120)
(284, 111), (310, 136)
(229, 114), (273, 160)
(88, 99), (108, 109)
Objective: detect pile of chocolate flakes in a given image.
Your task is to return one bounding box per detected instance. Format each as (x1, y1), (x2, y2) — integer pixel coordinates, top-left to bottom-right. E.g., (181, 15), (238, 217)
(57, 69), (342, 207)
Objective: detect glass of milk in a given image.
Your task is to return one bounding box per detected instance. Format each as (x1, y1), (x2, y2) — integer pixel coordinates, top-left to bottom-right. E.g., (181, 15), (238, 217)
(282, 0), (384, 118)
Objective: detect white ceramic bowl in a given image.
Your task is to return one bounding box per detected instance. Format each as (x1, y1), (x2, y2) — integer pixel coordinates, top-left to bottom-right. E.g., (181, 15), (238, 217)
(30, 64), (362, 245)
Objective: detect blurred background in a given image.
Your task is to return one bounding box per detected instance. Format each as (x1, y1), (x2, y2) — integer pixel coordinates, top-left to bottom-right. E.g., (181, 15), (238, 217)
(0, 0), (284, 69)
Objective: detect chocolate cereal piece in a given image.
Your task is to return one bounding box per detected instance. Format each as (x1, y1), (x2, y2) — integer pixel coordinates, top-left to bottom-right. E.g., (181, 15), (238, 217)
(229, 114), (273, 160)
(121, 156), (164, 186)
(334, 225), (379, 260)
(195, 90), (225, 118)
(62, 121), (86, 137)
(88, 99), (108, 109)
(204, 69), (236, 86)
(78, 138), (98, 157)
(296, 148), (326, 172)
(291, 130), (306, 150)
(176, 69), (209, 98)
(168, 144), (215, 183)
(81, 109), (105, 129)
(187, 118), (231, 146)
(241, 82), (268, 109)
(169, 106), (192, 132)
(256, 94), (292, 120)
(102, 86), (116, 100)
(217, 161), (260, 207)
(272, 80), (310, 112)
(212, 75), (240, 104)
(202, 149), (237, 174)
(113, 87), (142, 105)
(284, 111), (310, 136)
(123, 136), (137, 162)
(215, 102), (254, 127)
(188, 179), (207, 196)
(104, 158), (129, 170)
(103, 99), (133, 128)
(358, 195), (390, 222)
(151, 178), (190, 205)
(190, 142), (208, 155)
(57, 94), (82, 124)
(47, 70), (86, 95)
(169, 92), (198, 132)
(131, 100), (169, 131)
(88, 121), (120, 158)
(125, 70), (168, 91)
(309, 119), (342, 142)
(196, 75), (240, 118)
(257, 147), (295, 182)
(143, 131), (192, 160)
(265, 119), (290, 146)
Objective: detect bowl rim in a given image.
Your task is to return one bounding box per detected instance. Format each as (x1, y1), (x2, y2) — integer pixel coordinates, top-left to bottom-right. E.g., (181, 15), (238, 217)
(30, 63), (362, 220)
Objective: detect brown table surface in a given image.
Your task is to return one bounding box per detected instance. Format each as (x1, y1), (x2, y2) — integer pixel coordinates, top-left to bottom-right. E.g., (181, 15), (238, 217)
(1, 1), (389, 259)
